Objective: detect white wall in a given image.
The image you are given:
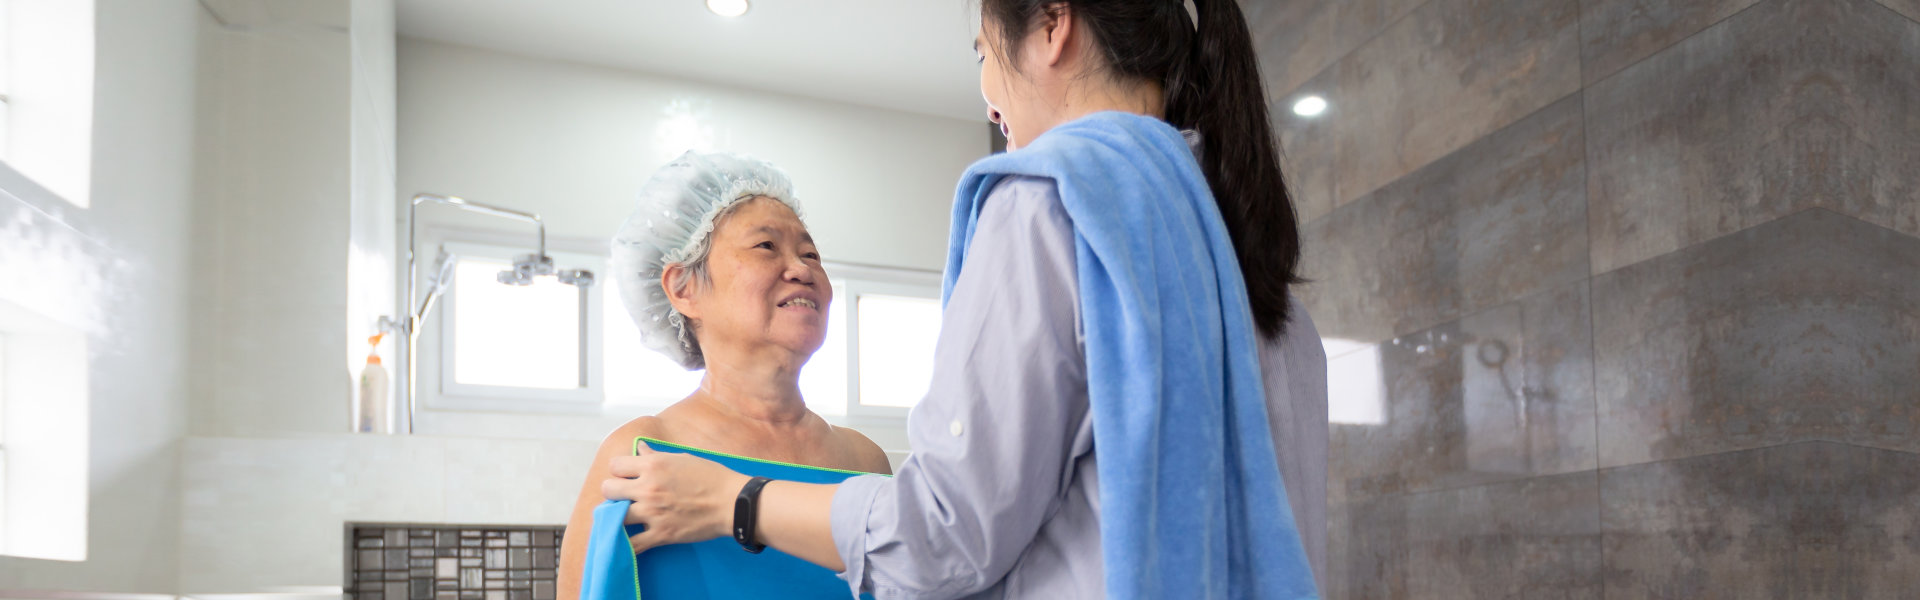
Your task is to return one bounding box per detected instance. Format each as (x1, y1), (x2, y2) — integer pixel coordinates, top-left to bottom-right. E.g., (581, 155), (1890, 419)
(189, 0), (354, 438)
(0, 0), (201, 591)
(178, 434), (595, 592)
(169, 11), (605, 589)
(397, 37), (985, 272)
(348, 0), (400, 403)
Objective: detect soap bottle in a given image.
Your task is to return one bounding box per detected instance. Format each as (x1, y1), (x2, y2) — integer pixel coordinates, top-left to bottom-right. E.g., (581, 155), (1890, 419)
(357, 334), (390, 433)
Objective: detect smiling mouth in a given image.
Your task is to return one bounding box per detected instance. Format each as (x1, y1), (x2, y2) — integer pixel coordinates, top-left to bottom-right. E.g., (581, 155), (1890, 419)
(779, 298), (818, 311)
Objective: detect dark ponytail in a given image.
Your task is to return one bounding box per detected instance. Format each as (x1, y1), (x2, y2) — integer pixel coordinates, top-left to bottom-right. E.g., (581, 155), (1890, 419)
(981, 0), (1304, 339)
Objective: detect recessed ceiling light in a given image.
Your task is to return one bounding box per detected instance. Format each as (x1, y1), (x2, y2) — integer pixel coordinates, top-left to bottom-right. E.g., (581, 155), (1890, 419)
(706, 0), (749, 17)
(1292, 95), (1328, 117)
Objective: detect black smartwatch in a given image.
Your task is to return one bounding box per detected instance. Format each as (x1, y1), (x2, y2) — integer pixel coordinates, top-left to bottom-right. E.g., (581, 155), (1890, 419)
(733, 476), (773, 554)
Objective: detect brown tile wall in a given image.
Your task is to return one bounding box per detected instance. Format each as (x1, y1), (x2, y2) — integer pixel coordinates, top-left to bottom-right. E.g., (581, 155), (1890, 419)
(1247, 0), (1920, 596)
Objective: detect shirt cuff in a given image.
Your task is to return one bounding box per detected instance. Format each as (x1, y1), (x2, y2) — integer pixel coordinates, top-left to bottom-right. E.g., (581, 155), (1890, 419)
(831, 473), (889, 597)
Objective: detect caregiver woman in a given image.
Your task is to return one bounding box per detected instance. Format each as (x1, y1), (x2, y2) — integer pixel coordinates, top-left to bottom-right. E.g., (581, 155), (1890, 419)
(601, 1), (1328, 598)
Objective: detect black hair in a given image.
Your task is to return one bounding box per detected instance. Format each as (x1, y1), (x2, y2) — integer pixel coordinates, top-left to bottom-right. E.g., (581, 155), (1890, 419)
(981, 0), (1304, 339)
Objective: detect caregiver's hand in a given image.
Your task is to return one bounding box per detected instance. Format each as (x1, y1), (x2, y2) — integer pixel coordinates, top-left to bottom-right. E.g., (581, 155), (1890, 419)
(601, 444), (751, 552)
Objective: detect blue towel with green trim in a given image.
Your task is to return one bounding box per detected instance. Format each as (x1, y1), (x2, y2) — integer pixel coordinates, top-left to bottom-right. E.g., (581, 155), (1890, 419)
(579, 438), (877, 600)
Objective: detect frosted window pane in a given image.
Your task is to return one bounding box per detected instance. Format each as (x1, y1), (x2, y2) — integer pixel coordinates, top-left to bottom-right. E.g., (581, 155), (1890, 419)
(0, 335), (7, 533)
(0, 101), (10, 163)
(451, 258), (581, 389)
(603, 283), (703, 403)
(798, 288), (848, 416)
(0, 335), (7, 444)
(0, 4), (9, 163)
(1325, 339), (1385, 425)
(856, 294), (941, 408)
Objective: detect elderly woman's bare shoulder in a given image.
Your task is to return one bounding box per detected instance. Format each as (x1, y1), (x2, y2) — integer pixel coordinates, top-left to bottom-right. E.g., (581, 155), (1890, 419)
(831, 426), (893, 475)
(593, 415), (671, 455)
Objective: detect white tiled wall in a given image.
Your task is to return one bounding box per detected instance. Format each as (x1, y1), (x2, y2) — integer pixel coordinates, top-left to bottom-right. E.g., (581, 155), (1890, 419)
(0, 0), (200, 591)
(189, 0), (356, 439)
(178, 435), (597, 593)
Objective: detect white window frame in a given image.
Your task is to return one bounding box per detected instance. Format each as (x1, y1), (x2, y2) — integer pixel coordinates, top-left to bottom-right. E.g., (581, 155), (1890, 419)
(826, 263), (943, 420)
(0, 0), (93, 207)
(421, 236), (607, 415)
(0, 332), (8, 535)
(597, 273), (707, 410)
(0, 0), (12, 163)
(0, 297), (87, 560)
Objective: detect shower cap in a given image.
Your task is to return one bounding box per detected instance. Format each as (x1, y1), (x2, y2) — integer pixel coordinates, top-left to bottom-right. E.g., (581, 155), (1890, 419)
(611, 151), (804, 370)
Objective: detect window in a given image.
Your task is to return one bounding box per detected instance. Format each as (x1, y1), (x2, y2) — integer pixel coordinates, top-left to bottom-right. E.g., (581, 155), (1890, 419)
(0, 335), (8, 537)
(0, 299), (88, 560)
(600, 278), (705, 405)
(831, 268), (944, 418)
(0, 0), (94, 206)
(1325, 338), (1385, 425)
(433, 247), (944, 421)
(450, 257), (584, 390)
(0, 0), (11, 163)
(846, 286), (943, 416)
(428, 242), (604, 412)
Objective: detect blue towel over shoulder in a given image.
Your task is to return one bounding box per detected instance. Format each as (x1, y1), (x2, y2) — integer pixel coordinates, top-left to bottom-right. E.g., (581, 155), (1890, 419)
(579, 438), (878, 600)
(947, 112), (1318, 599)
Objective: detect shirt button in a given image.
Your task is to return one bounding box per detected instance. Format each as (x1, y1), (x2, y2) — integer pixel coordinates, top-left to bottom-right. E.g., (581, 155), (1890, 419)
(949, 419), (964, 437)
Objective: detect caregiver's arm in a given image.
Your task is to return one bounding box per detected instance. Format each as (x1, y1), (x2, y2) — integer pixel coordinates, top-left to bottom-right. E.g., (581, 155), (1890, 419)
(753, 480), (845, 569)
(603, 446), (845, 569)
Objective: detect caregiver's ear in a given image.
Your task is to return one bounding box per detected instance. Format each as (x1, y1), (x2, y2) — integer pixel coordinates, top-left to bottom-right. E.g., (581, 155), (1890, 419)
(1038, 2), (1074, 67)
(661, 264), (704, 322)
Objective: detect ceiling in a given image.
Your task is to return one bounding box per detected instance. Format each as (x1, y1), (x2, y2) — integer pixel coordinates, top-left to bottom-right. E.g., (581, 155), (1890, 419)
(396, 0), (989, 122)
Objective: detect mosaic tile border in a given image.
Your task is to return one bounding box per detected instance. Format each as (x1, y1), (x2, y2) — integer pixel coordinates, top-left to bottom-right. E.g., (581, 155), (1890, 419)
(346, 523), (565, 600)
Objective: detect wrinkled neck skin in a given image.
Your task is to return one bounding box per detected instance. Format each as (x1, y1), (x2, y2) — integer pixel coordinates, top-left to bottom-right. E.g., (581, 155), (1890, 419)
(688, 340), (813, 430)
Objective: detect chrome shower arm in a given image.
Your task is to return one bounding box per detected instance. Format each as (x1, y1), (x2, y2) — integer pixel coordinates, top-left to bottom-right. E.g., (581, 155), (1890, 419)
(394, 192), (552, 435)
(404, 194), (551, 324)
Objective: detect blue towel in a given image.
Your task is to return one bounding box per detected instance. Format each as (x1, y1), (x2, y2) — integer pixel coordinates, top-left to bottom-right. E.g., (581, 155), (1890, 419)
(580, 438), (879, 600)
(947, 112), (1318, 599)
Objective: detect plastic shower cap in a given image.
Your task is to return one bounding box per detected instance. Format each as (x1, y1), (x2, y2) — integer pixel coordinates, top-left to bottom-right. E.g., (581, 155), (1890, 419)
(611, 151), (803, 370)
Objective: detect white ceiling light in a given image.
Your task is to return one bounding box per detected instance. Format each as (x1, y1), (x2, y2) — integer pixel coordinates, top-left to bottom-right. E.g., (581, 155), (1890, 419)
(706, 0), (749, 17)
(1292, 95), (1328, 118)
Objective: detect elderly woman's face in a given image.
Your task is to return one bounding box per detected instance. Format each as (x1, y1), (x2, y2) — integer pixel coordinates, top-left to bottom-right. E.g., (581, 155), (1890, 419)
(688, 197), (832, 360)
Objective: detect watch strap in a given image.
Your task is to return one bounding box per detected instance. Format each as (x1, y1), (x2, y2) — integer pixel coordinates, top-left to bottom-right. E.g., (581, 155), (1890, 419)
(733, 476), (773, 554)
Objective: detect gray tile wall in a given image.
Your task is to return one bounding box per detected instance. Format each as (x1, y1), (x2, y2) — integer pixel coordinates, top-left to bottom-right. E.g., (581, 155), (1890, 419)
(347, 524), (564, 600)
(1248, 0), (1920, 596)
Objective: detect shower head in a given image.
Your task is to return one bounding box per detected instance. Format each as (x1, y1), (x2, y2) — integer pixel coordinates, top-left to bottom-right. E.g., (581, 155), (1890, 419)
(493, 256), (593, 288)
(512, 253), (555, 278)
(496, 253), (554, 286)
(428, 249), (458, 297)
(557, 268), (595, 288)
(410, 248), (463, 324)
(496, 269), (531, 286)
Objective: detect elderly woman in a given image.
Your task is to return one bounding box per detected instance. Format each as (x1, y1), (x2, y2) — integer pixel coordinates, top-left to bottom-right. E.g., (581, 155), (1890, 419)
(557, 151), (892, 598)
